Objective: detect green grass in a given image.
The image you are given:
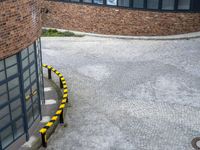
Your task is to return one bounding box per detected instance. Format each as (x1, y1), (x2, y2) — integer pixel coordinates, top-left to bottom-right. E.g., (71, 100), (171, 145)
(42, 29), (84, 37)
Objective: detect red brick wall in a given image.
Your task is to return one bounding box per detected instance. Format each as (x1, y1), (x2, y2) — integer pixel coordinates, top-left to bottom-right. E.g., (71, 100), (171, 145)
(42, 1), (200, 36)
(0, 0), (42, 59)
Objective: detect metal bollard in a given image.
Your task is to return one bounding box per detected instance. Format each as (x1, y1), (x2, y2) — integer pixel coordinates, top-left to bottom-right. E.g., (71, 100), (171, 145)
(60, 109), (64, 124)
(40, 128), (47, 147)
(48, 69), (52, 79)
(60, 78), (63, 89)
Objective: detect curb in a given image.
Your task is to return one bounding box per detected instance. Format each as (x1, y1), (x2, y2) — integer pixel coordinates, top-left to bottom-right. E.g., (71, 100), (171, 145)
(43, 27), (200, 40)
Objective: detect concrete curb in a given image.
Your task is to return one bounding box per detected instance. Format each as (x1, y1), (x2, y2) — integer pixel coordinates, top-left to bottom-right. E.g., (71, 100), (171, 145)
(43, 27), (200, 40)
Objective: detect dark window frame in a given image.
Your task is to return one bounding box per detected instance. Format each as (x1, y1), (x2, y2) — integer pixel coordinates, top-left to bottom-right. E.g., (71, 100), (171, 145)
(52, 0), (200, 12)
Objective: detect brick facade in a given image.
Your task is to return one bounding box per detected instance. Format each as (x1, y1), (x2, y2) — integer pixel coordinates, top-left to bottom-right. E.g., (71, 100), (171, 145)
(42, 1), (200, 36)
(0, 0), (42, 59)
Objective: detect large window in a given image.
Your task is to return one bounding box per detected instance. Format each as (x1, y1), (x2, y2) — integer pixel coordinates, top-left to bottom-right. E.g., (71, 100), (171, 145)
(133, 0), (144, 8)
(118, 0), (129, 7)
(162, 0), (175, 10)
(83, 0), (92, 3)
(107, 0), (117, 6)
(147, 0), (159, 9)
(21, 45), (40, 128)
(0, 38), (43, 149)
(178, 0), (190, 10)
(94, 0), (103, 4)
(0, 56), (24, 149)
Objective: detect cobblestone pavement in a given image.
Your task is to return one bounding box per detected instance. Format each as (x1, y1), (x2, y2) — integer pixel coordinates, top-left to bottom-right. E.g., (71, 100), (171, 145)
(41, 36), (200, 150)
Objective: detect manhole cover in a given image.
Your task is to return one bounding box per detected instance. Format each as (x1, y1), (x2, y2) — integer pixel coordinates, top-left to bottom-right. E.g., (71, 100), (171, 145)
(191, 137), (200, 150)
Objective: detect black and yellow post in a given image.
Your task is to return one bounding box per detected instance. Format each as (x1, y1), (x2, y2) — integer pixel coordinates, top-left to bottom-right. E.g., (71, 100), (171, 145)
(48, 66), (52, 79)
(59, 104), (65, 124)
(60, 78), (63, 89)
(60, 109), (64, 124)
(40, 128), (47, 147)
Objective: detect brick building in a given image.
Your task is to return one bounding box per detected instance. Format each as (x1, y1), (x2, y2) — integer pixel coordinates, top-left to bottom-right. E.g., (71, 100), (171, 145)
(0, 0), (200, 149)
(42, 0), (200, 35)
(0, 0), (44, 149)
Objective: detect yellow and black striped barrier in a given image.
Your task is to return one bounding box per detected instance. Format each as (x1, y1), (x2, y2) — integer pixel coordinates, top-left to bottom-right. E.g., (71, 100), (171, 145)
(39, 64), (68, 148)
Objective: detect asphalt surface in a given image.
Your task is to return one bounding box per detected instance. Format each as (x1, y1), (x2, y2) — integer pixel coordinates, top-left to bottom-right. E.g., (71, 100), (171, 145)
(41, 36), (200, 150)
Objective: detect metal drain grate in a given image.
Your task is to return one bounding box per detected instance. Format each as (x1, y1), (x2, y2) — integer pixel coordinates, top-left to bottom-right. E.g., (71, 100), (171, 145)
(191, 137), (200, 150)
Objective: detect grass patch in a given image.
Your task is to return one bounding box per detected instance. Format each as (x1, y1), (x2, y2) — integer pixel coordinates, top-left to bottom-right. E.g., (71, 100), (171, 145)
(42, 29), (84, 37)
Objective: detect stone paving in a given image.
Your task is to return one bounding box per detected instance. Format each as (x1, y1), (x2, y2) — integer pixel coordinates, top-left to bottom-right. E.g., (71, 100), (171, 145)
(41, 36), (200, 150)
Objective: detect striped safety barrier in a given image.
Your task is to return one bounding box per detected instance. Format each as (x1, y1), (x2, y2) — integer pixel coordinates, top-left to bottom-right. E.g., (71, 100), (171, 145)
(39, 64), (68, 147)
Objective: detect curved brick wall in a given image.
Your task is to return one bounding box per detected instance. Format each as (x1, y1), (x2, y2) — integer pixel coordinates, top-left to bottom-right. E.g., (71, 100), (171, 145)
(0, 0), (42, 59)
(42, 1), (200, 36)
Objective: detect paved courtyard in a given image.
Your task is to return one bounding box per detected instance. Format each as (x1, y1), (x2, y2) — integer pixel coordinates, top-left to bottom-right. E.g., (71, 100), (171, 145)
(41, 36), (200, 150)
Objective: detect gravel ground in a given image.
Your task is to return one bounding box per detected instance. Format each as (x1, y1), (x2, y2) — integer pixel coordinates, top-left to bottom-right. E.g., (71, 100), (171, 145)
(41, 36), (200, 150)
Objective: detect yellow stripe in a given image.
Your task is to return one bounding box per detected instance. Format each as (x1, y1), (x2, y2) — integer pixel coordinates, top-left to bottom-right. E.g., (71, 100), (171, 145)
(63, 94), (68, 98)
(59, 104), (65, 109)
(63, 85), (67, 89)
(55, 71), (60, 75)
(39, 128), (47, 134)
(51, 116), (58, 121)
(61, 77), (65, 81)
(46, 122), (53, 127)
(42, 64), (47, 68)
(59, 74), (63, 77)
(56, 110), (62, 115)
(62, 81), (66, 84)
(47, 66), (52, 69)
(52, 68), (56, 72)
(64, 89), (68, 93)
(62, 99), (67, 103)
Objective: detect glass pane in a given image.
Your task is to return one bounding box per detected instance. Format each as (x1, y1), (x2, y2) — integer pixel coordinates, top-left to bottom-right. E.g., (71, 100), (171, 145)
(31, 73), (36, 83)
(1, 126), (13, 149)
(8, 78), (19, 90)
(5, 55), (17, 67)
(83, 0), (92, 3)
(94, 0), (103, 4)
(27, 108), (34, 127)
(0, 84), (7, 95)
(30, 64), (35, 74)
(70, 0), (80, 2)
(0, 60), (4, 71)
(0, 70), (6, 82)
(0, 93), (8, 106)
(11, 99), (22, 119)
(32, 82), (37, 91)
(21, 48), (28, 60)
(133, 0), (144, 8)
(13, 118), (24, 139)
(178, 0), (190, 9)
(6, 65), (18, 77)
(0, 106), (10, 128)
(26, 98), (32, 109)
(23, 69), (29, 80)
(32, 93), (38, 103)
(28, 44), (35, 54)
(29, 52), (35, 63)
(25, 89), (31, 98)
(9, 86), (20, 100)
(162, 0), (175, 10)
(22, 57), (29, 69)
(24, 78), (30, 90)
(107, 0), (117, 5)
(118, 0), (129, 7)
(33, 101), (39, 119)
(147, 0), (159, 9)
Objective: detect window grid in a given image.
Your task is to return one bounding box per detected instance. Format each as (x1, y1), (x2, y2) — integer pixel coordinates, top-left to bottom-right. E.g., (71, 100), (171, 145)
(0, 38), (43, 149)
(54, 0), (200, 11)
